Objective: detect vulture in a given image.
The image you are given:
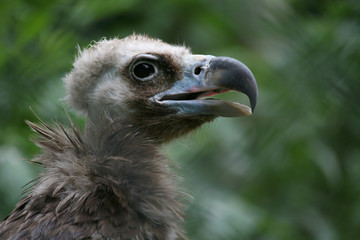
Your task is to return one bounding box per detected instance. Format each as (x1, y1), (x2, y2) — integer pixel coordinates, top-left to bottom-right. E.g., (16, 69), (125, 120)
(0, 34), (258, 240)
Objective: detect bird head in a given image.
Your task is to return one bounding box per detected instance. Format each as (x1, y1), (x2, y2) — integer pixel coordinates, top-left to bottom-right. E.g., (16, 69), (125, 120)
(64, 34), (258, 143)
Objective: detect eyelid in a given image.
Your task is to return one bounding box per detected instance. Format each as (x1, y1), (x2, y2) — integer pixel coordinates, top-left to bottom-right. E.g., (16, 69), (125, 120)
(133, 53), (159, 61)
(130, 53), (159, 72)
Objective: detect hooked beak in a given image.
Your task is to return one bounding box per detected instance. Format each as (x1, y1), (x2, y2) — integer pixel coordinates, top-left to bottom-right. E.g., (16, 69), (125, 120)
(151, 55), (258, 117)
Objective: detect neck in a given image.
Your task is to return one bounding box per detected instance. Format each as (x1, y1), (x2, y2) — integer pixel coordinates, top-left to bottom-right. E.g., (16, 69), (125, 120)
(84, 116), (186, 237)
(27, 116), (186, 239)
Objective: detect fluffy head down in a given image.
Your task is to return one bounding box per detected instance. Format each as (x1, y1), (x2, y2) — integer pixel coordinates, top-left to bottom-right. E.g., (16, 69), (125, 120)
(64, 34), (190, 116)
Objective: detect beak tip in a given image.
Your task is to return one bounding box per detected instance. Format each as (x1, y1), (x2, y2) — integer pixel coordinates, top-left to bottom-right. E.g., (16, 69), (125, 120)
(250, 84), (258, 113)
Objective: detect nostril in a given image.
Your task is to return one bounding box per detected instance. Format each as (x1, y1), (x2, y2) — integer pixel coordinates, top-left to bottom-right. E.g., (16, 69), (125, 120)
(194, 66), (202, 75)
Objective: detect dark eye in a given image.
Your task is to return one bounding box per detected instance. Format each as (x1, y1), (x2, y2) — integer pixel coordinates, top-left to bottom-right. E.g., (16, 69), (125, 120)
(132, 62), (156, 80)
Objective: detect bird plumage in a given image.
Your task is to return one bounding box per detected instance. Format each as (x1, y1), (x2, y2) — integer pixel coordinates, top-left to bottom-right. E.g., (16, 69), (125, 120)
(0, 117), (185, 239)
(0, 34), (258, 239)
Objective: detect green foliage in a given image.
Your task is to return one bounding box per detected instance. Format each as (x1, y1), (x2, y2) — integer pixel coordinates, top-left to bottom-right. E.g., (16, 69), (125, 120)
(1, 0), (359, 239)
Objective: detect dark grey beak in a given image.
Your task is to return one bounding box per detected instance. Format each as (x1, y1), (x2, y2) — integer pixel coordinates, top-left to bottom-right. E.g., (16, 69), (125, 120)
(151, 55), (258, 117)
(206, 57), (257, 112)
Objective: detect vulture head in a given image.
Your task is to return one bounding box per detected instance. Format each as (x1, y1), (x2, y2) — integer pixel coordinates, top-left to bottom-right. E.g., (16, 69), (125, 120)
(0, 34), (257, 240)
(65, 34), (257, 143)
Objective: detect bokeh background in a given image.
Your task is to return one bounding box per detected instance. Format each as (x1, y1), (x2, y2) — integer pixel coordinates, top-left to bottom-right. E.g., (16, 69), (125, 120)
(1, 0), (360, 239)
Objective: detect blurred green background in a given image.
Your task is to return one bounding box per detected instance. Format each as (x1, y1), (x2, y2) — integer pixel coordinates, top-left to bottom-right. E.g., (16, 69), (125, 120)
(1, 0), (360, 239)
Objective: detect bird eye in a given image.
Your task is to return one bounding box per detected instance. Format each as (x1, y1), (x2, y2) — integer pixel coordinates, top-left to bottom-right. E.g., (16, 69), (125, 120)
(132, 62), (156, 80)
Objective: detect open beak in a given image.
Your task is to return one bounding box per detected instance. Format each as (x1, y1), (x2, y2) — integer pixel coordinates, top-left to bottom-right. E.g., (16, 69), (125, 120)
(151, 55), (258, 117)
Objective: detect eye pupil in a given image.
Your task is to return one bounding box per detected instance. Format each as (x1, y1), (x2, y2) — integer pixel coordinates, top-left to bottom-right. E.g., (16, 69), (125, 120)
(133, 63), (155, 79)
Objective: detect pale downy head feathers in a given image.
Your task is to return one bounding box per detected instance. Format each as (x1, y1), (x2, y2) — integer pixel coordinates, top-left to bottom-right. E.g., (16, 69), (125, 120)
(63, 34), (190, 119)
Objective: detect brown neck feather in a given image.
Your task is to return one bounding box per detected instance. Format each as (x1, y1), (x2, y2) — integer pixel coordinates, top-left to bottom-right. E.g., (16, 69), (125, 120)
(1, 116), (188, 239)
